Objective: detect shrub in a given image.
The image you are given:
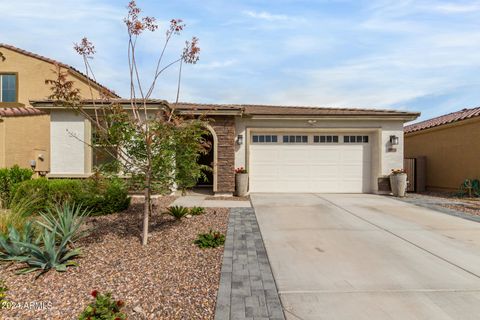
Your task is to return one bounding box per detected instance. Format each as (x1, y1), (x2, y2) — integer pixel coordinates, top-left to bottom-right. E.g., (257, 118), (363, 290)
(189, 206), (205, 215)
(79, 178), (131, 215)
(11, 177), (130, 216)
(165, 205), (189, 220)
(0, 165), (33, 208)
(194, 230), (225, 248)
(0, 197), (44, 235)
(78, 290), (127, 320)
(37, 203), (91, 246)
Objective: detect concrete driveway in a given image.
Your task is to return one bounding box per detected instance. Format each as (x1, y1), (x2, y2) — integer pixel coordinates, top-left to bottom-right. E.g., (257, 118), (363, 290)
(250, 193), (480, 320)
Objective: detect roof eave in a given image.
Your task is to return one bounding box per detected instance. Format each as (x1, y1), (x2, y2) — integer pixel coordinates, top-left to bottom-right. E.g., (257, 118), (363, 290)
(248, 114), (420, 121)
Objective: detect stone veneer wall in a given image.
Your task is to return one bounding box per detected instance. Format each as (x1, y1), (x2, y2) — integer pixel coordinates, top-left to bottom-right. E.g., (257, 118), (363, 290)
(210, 116), (236, 194)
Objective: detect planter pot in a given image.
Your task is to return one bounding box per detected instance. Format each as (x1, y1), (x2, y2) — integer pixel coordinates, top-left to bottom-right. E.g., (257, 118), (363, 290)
(390, 173), (407, 197)
(235, 173), (249, 197)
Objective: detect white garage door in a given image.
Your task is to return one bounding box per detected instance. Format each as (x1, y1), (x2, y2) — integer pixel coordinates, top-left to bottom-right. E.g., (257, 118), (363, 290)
(249, 133), (372, 193)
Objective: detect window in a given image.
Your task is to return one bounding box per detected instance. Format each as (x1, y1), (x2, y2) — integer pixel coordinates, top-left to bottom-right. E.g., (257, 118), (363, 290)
(313, 135), (339, 143)
(0, 74), (17, 102)
(92, 128), (118, 168)
(283, 135), (308, 143)
(344, 135), (369, 143)
(252, 135), (278, 143)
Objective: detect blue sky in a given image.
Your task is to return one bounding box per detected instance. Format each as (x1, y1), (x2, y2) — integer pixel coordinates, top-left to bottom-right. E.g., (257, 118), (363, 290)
(2, 0), (480, 122)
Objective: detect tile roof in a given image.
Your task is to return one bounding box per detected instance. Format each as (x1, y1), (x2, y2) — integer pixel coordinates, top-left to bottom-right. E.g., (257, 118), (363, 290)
(173, 102), (419, 117)
(0, 43), (119, 98)
(404, 107), (480, 134)
(31, 99), (420, 119)
(0, 107), (45, 118)
(240, 104), (418, 117)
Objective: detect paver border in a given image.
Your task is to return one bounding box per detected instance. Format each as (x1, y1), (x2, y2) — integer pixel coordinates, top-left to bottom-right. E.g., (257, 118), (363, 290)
(214, 207), (286, 320)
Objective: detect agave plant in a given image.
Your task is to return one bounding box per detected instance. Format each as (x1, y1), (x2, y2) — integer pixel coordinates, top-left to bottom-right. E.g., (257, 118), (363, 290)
(0, 222), (38, 262)
(37, 203), (90, 246)
(189, 206), (205, 216)
(13, 227), (81, 277)
(164, 206), (189, 220)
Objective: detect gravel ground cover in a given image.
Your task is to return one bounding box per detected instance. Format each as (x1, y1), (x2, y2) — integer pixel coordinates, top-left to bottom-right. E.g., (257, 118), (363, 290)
(0, 196), (229, 320)
(408, 192), (480, 216)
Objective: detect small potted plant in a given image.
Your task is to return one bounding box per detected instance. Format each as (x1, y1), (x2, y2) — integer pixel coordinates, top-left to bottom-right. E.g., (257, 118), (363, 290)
(390, 168), (407, 197)
(235, 167), (248, 197)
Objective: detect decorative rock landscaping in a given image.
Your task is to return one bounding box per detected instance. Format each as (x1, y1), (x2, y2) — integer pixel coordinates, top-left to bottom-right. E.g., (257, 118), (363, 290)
(1, 196), (229, 319)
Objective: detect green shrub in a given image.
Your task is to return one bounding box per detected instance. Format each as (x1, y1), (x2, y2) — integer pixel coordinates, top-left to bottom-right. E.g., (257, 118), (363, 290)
(78, 290), (127, 320)
(0, 196), (44, 236)
(190, 206), (205, 215)
(0, 165), (33, 208)
(165, 205), (189, 220)
(79, 178), (131, 215)
(11, 177), (130, 216)
(194, 230), (225, 248)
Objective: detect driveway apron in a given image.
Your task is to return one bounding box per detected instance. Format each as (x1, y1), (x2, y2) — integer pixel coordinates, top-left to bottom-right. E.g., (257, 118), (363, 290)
(251, 193), (480, 320)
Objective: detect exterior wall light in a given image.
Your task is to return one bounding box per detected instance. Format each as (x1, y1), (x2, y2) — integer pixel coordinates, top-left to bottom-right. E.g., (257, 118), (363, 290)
(389, 135), (399, 145)
(236, 134), (243, 145)
(30, 159), (36, 170)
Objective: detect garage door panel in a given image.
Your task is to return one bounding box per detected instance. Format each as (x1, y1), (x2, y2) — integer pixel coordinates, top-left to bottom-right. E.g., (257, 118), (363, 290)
(249, 136), (372, 193)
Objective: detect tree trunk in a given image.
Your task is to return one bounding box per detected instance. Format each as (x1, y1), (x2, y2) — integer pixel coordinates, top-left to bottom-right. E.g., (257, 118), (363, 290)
(142, 174), (151, 246)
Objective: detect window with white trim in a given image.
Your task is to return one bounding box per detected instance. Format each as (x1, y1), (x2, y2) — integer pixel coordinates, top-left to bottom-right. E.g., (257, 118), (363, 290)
(344, 135), (369, 143)
(283, 135), (308, 143)
(313, 135), (339, 143)
(252, 135), (278, 143)
(0, 74), (17, 102)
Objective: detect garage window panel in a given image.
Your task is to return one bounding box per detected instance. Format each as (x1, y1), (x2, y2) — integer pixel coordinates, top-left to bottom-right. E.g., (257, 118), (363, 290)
(344, 135), (369, 143)
(283, 135), (308, 143)
(252, 135), (278, 143)
(314, 135), (339, 143)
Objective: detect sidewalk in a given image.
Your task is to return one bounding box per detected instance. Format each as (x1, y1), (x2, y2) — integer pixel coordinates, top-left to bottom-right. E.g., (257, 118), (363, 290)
(171, 195), (252, 208)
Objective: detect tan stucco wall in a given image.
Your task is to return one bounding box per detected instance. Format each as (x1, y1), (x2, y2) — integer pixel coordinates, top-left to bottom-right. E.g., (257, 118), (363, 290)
(0, 46), (104, 107)
(0, 120), (5, 167)
(0, 46), (108, 170)
(2, 115), (50, 169)
(404, 118), (480, 191)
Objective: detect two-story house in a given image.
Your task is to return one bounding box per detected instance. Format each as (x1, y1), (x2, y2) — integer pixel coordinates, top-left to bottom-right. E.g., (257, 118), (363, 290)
(0, 44), (118, 174)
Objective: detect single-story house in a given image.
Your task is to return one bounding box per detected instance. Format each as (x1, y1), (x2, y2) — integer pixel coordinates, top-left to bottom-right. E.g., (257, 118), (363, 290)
(404, 107), (480, 191)
(32, 100), (419, 195)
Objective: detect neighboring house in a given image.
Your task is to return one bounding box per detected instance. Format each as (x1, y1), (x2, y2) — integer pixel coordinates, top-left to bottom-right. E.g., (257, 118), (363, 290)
(0, 43), (118, 172)
(32, 100), (419, 195)
(404, 107), (480, 191)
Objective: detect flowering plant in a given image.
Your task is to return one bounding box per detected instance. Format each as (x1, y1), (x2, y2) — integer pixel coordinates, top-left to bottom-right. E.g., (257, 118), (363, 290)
(235, 167), (247, 174)
(0, 279), (8, 308)
(78, 290), (127, 320)
(391, 168), (406, 174)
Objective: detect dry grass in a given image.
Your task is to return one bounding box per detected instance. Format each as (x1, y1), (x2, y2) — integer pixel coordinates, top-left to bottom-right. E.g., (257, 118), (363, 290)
(0, 196), (229, 320)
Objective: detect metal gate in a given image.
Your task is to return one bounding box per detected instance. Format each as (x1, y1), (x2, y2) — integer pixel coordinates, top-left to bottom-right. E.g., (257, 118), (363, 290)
(404, 158), (416, 192)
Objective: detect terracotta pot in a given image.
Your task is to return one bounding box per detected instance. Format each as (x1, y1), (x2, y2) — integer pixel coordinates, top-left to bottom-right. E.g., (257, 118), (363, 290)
(235, 173), (249, 197)
(390, 173), (407, 197)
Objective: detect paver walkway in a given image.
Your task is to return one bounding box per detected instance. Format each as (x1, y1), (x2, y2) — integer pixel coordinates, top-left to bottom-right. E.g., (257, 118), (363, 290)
(215, 208), (285, 320)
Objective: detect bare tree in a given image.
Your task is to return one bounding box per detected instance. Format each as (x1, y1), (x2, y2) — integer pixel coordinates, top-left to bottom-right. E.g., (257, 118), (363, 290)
(48, 0), (208, 245)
